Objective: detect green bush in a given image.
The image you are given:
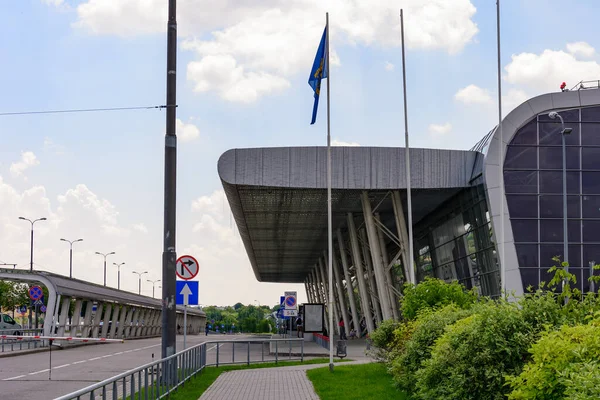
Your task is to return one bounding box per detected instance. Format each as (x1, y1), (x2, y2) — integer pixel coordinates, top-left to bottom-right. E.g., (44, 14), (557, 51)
(506, 322), (600, 400)
(414, 300), (533, 400)
(369, 318), (401, 360)
(401, 277), (477, 320)
(389, 304), (473, 394)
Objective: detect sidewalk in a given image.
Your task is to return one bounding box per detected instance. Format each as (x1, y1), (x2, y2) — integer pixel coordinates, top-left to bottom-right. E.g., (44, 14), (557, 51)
(199, 338), (373, 400)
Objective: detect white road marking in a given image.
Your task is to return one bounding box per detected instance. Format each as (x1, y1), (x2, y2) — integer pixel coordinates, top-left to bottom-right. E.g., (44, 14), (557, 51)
(2, 374), (26, 381)
(88, 356), (102, 361)
(28, 369), (49, 375)
(53, 364), (70, 369)
(73, 360), (86, 365)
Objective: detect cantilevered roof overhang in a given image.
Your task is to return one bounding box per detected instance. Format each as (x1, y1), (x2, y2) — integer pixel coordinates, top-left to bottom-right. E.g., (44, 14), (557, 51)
(218, 146), (480, 283)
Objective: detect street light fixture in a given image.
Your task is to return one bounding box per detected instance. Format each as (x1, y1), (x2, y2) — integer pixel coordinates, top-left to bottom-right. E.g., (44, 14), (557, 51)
(60, 238), (83, 279)
(19, 216), (46, 329)
(95, 251), (115, 287)
(548, 111), (573, 293)
(132, 271), (149, 295)
(113, 262), (125, 290)
(147, 279), (161, 298)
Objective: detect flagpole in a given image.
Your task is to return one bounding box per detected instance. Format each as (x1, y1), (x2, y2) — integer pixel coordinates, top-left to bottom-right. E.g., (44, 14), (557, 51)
(325, 11), (334, 372)
(496, 0), (505, 296)
(400, 9), (415, 285)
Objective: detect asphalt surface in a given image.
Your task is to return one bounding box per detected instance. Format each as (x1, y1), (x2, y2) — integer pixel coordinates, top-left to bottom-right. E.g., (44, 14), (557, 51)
(0, 334), (270, 400)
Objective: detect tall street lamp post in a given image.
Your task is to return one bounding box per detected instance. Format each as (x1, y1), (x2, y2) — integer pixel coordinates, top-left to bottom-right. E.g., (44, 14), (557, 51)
(19, 216), (46, 329)
(147, 279), (161, 298)
(95, 251), (115, 287)
(133, 271), (149, 295)
(113, 262), (125, 290)
(60, 238), (83, 279)
(548, 111), (573, 292)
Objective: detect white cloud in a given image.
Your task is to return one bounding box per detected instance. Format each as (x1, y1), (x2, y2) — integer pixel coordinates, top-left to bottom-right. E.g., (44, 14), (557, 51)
(10, 151), (40, 178)
(132, 223), (148, 234)
(428, 123), (452, 136)
(384, 61), (394, 71)
(504, 47), (600, 93)
(176, 119), (200, 142)
(43, 137), (66, 155)
(566, 41), (596, 59)
(454, 84), (493, 105)
(42, 0), (64, 6)
(73, 0), (479, 102)
(502, 88), (529, 116)
(332, 139), (360, 146)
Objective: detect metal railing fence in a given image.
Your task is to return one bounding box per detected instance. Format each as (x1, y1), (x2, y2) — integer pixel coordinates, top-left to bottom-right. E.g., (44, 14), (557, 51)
(313, 333), (330, 350)
(0, 328), (45, 352)
(55, 338), (304, 400)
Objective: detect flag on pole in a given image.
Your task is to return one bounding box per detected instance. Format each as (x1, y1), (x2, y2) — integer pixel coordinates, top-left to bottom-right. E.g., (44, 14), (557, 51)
(308, 26), (328, 124)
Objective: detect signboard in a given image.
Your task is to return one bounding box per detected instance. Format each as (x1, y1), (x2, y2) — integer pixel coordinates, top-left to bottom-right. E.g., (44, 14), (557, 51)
(176, 280), (199, 305)
(284, 291), (297, 310)
(19, 305), (27, 314)
(175, 255), (199, 280)
(33, 299), (44, 306)
(40, 305), (47, 313)
(29, 285), (43, 301)
(303, 303), (325, 333)
(283, 309), (298, 317)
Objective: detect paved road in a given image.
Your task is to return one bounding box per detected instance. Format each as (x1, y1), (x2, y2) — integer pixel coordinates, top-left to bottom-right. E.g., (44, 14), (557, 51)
(0, 334), (263, 400)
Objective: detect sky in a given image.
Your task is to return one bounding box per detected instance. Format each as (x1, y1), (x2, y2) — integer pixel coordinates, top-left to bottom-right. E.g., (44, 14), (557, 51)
(1, 0), (600, 307)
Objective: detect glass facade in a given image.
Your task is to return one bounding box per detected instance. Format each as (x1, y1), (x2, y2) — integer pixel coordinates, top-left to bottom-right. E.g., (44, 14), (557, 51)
(504, 106), (600, 292)
(414, 185), (501, 297)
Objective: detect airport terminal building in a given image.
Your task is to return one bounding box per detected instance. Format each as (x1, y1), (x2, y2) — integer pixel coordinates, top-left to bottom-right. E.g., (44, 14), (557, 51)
(218, 87), (600, 335)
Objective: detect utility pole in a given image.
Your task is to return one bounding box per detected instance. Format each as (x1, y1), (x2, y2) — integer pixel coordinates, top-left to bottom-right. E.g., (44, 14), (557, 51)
(162, 0), (178, 363)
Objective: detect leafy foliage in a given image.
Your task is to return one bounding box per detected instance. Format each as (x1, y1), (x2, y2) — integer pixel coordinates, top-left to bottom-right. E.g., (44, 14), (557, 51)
(507, 321), (600, 400)
(401, 277), (477, 320)
(202, 303), (275, 333)
(369, 318), (401, 361)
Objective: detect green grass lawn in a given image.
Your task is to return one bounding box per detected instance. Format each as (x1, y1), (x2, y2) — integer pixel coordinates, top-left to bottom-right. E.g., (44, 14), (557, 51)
(307, 362), (408, 400)
(125, 357), (352, 400)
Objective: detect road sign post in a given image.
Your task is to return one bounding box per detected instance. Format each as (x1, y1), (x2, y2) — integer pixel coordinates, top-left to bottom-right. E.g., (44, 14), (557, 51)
(176, 280), (198, 350)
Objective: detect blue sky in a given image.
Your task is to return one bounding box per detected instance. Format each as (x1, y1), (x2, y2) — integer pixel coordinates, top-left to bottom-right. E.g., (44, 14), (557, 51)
(1, 0), (599, 306)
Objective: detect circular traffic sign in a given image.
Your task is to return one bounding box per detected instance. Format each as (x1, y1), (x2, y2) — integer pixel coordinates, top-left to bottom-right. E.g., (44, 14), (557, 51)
(285, 296), (296, 308)
(176, 255), (199, 280)
(29, 285), (43, 301)
(40, 305), (47, 313)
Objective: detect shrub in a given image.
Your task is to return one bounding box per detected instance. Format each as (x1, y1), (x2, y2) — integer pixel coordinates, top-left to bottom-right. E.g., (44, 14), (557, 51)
(414, 300), (533, 400)
(369, 318), (402, 361)
(401, 277), (477, 320)
(389, 304), (473, 394)
(506, 322), (600, 400)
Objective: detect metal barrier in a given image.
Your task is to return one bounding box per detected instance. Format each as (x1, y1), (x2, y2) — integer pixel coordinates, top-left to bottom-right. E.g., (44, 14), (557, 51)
(55, 338), (304, 400)
(313, 333), (330, 350)
(0, 328), (45, 352)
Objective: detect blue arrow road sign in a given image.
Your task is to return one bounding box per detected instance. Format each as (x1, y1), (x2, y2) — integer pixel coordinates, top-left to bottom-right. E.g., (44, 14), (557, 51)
(176, 280), (199, 306)
(19, 306), (27, 313)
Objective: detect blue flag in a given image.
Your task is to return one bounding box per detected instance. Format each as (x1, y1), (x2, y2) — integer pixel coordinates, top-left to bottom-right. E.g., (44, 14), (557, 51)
(308, 26), (328, 125)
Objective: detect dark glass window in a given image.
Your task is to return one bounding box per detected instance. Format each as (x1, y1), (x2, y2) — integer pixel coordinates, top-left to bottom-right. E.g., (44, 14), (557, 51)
(506, 195), (538, 218)
(581, 106), (600, 145)
(511, 219), (538, 242)
(583, 195), (600, 218)
(583, 220), (600, 242)
(569, 220), (581, 243)
(504, 171), (537, 194)
(583, 172), (600, 194)
(540, 195), (580, 218)
(540, 244), (581, 267)
(570, 268), (583, 289)
(515, 244), (538, 267)
(539, 147), (580, 170)
(539, 171), (580, 194)
(582, 147), (600, 170)
(539, 109), (580, 146)
(505, 146), (537, 169)
(520, 268), (540, 291)
(511, 119), (537, 145)
(583, 244), (600, 265)
(540, 219), (563, 242)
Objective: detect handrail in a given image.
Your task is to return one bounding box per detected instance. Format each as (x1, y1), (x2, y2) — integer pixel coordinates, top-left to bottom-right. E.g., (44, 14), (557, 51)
(55, 337), (305, 400)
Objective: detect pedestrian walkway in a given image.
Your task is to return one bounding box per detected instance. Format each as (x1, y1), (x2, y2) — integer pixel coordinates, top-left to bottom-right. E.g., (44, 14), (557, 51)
(199, 337), (373, 400)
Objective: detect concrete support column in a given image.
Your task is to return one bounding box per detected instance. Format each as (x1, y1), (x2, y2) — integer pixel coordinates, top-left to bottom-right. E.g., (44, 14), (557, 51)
(332, 251), (350, 336)
(82, 301), (94, 338)
(109, 305), (121, 338)
(57, 297), (70, 337)
(337, 228), (361, 336)
(101, 303), (112, 338)
(128, 308), (139, 338)
(322, 255), (341, 335)
(361, 191), (394, 321)
(304, 281), (311, 303)
(149, 310), (159, 335)
(135, 309), (147, 337)
(347, 212), (375, 333)
(360, 228), (383, 324)
(392, 190), (413, 284)
(312, 268), (323, 303)
(375, 213), (399, 320)
(71, 299), (83, 336)
(317, 259), (334, 334)
(117, 305), (128, 338)
(91, 302), (104, 338)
